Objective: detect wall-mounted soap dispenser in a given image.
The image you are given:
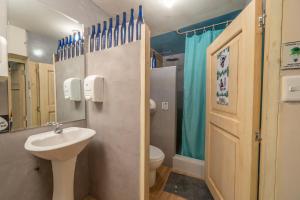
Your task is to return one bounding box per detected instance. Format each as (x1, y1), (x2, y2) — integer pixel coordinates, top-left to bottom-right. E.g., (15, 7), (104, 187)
(84, 75), (104, 102)
(64, 78), (81, 101)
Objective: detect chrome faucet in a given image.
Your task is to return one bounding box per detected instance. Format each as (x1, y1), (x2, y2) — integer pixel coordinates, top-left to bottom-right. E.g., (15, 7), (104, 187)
(47, 122), (63, 134)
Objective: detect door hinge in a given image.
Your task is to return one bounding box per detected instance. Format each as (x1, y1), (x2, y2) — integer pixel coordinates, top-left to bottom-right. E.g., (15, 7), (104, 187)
(258, 13), (266, 29)
(255, 130), (262, 142)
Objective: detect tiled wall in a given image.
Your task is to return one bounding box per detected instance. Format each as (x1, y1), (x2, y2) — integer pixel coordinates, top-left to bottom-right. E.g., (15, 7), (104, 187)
(0, 120), (89, 200)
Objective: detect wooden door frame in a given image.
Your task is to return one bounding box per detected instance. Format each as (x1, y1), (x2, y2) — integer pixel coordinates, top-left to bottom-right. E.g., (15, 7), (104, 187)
(38, 63), (56, 125)
(259, 0), (283, 199)
(141, 24), (151, 200)
(7, 55), (28, 129)
(28, 60), (41, 127)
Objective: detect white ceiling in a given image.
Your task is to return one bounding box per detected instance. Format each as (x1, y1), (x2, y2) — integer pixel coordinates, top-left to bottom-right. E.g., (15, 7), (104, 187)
(92, 0), (249, 36)
(38, 0), (109, 27)
(8, 0), (84, 39)
(7, 0), (249, 39)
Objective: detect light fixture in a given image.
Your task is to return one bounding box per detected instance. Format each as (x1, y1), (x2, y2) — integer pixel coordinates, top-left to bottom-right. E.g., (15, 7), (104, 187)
(162, 0), (176, 9)
(33, 49), (43, 57)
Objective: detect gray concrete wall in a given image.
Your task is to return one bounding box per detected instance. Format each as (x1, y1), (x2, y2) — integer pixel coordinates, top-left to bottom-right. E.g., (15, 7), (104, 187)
(55, 55), (86, 123)
(0, 120), (90, 200)
(163, 53), (184, 152)
(86, 42), (142, 200)
(27, 31), (57, 64)
(150, 66), (177, 167)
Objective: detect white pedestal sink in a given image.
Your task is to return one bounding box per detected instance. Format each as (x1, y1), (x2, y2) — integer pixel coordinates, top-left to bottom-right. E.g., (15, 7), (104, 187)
(24, 127), (96, 200)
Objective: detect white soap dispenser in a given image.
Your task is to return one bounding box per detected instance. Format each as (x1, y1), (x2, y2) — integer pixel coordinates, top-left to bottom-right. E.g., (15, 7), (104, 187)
(84, 75), (104, 102)
(63, 78), (81, 101)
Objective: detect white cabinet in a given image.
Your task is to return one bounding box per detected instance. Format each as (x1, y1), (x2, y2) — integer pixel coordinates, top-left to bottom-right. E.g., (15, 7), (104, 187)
(0, 36), (8, 79)
(0, 0), (8, 79)
(7, 25), (27, 57)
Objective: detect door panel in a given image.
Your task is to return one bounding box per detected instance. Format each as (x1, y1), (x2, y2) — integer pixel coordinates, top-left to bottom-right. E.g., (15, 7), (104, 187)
(9, 62), (26, 130)
(28, 61), (40, 127)
(211, 35), (240, 115)
(205, 1), (262, 200)
(209, 125), (238, 200)
(39, 63), (56, 125)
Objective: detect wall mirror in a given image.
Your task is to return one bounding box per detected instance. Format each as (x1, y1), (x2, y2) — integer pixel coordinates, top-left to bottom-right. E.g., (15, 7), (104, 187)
(0, 0), (85, 134)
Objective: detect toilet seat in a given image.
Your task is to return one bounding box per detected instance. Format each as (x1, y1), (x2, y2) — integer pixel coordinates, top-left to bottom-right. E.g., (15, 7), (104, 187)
(150, 145), (164, 162)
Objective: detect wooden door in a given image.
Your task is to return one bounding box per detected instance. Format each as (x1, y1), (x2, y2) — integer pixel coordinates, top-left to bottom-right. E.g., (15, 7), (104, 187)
(9, 62), (26, 130)
(205, 1), (262, 200)
(38, 63), (56, 125)
(28, 61), (41, 127)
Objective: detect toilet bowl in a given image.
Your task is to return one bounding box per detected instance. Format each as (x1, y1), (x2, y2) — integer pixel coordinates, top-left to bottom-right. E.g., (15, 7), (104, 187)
(149, 145), (165, 187)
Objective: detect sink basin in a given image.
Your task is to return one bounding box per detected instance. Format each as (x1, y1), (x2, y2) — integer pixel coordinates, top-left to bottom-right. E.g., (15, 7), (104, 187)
(25, 127), (96, 160)
(24, 127), (96, 200)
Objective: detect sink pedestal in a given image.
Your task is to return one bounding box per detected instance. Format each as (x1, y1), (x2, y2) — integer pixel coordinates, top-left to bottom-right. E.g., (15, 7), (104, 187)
(52, 157), (77, 200)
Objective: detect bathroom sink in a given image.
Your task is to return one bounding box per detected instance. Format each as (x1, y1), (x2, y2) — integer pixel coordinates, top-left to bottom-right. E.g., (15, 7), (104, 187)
(24, 127), (96, 200)
(25, 127), (96, 160)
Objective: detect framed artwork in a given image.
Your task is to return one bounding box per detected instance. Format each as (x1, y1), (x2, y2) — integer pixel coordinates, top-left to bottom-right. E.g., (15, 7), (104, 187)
(216, 47), (230, 105)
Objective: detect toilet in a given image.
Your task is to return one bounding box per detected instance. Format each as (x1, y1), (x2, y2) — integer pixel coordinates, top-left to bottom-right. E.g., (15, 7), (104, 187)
(149, 145), (165, 187)
(149, 99), (165, 187)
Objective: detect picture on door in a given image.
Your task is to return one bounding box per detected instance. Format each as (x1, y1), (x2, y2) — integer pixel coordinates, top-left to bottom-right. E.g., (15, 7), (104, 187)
(216, 47), (229, 105)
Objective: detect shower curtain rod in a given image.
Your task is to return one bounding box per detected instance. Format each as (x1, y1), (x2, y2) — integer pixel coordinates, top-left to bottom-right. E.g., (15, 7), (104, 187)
(176, 20), (233, 35)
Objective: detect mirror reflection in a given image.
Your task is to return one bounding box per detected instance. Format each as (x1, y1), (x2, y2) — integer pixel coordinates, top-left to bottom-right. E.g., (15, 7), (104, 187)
(0, 0), (85, 133)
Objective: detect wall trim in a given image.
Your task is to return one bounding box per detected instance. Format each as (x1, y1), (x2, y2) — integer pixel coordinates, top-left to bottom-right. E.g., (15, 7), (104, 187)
(140, 24), (151, 200)
(259, 0), (283, 199)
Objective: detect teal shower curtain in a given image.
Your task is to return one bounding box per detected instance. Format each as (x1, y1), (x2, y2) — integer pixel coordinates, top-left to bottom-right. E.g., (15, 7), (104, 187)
(181, 29), (223, 160)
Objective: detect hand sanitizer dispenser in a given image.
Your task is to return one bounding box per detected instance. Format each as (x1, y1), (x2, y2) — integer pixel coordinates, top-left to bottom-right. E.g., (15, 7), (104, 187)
(84, 75), (104, 102)
(64, 78), (81, 101)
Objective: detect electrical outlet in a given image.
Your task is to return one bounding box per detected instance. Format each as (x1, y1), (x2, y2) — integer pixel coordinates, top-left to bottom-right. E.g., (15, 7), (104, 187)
(161, 102), (169, 110)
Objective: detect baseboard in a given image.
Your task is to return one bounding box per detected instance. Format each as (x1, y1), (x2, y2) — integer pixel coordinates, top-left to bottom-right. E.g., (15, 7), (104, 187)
(172, 154), (205, 179)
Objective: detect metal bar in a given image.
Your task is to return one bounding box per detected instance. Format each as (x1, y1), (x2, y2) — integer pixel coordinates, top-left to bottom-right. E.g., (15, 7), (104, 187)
(176, 20), (233, 35)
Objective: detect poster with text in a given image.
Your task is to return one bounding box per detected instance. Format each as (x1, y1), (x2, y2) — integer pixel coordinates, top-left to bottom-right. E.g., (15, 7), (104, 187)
(282, 41), (300, 69)
(216, 47), (230, 105)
